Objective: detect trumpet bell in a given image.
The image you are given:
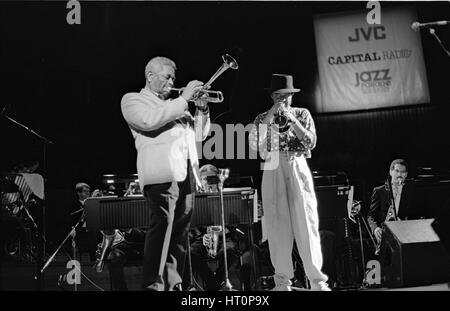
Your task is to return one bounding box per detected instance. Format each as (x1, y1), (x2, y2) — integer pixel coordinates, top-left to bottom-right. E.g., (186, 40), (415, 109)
(170, 53), (238, 103)
(222, 54), (239, 70)
(273, 113), (291, 132)
(203, 54), (239, 89)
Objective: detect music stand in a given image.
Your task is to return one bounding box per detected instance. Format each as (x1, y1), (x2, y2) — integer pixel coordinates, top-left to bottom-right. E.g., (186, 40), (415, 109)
(350, 203), (379, 289)
(2, 107), (53, 290)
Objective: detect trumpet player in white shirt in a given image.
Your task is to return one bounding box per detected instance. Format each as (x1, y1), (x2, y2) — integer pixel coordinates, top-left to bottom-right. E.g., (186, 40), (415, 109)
(121, 56), (210, 291)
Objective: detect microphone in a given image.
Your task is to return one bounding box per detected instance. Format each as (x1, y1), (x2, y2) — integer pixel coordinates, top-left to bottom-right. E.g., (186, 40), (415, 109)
(411, 20), (450, 31)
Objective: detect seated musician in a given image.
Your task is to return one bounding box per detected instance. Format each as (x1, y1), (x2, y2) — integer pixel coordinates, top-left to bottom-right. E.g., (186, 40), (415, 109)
(183, 164), (254, 290)
(69, 182), (100, 263)
(367, 159), (415, 255)
(184, 225), (246, 290)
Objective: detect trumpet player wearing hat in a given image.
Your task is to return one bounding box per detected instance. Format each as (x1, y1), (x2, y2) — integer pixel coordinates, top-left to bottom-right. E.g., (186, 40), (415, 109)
(249, 74), (330, 291)
(121, 56), (210, 291)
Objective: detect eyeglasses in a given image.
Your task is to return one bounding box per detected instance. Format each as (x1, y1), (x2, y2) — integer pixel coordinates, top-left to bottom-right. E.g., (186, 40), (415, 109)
(150, 72), (176, 82)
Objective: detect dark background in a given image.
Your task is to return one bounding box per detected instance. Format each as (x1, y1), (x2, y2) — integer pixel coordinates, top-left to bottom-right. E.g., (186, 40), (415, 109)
(0, 1), (449, 245)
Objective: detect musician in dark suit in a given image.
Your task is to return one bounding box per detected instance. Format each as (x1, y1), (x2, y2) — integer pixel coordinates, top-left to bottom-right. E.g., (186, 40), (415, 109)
(69, 182), (99, 262)
(367, 159), (415, 246)
(184, 226), (244, 291)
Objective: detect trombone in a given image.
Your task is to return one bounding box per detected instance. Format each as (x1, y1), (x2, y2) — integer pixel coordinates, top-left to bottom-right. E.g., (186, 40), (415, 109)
(170, 54), (238, 103)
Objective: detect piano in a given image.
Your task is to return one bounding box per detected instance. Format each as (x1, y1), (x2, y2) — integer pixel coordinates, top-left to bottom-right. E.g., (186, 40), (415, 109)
(85, 188), (258, 231)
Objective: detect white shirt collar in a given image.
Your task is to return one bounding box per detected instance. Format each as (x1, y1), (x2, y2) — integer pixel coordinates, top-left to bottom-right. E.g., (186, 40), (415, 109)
(141, 87), (165, 100)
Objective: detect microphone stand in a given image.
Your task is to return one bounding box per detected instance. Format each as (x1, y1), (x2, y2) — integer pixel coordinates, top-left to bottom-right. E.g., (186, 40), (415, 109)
(428, 28), (450, 58)
(358, 212), (378, 289)
(348, 200), (378, 289)
(185, 232), (197, 291)
(1, 110), (53, 290)
(40, 212), (85, 291)
(213, 168), (235, 291)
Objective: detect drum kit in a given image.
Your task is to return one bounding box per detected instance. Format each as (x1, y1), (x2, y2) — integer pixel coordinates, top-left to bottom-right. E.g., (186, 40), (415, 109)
(1, 173), (40, 263)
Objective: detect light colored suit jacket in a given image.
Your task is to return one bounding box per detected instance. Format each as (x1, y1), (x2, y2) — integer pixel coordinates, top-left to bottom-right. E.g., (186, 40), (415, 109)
(121, 88), (210, 190)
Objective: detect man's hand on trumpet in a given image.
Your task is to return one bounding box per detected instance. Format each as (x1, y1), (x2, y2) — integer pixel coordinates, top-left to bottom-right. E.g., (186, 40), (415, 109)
(194, 93), (210, 112)
(279, 105), (296, 123)
(181, 80), (204, 102)
(262, 101), (283, 125)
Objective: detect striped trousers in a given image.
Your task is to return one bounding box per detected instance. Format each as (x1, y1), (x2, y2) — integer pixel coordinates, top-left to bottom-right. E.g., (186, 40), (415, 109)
(262, 152), (328, 286)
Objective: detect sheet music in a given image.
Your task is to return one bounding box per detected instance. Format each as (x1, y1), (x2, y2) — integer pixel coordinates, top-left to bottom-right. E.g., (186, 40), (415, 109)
(347, 185), (356, 223)
(21, 173), (45, 199)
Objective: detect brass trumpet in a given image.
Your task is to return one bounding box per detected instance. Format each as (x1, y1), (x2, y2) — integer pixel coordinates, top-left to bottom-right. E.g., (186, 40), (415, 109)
(169, 87), (224, 103)
(273, 107), (291, 132)
(170, 54), (238, 103)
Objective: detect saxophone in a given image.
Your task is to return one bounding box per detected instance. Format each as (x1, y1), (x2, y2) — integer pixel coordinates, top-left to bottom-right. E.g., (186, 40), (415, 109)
(94, 230), (123, 272)
(374, 203), (398, 255)
(375, 182), (400, 255)
(203, 225), (222, 258)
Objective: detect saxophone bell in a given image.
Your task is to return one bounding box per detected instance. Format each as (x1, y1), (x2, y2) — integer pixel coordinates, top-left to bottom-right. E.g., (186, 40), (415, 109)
(94, 230), (119, 273)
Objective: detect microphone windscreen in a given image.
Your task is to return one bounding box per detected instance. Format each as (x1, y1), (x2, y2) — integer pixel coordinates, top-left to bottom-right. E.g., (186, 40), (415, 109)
(411, 22), (420, 32)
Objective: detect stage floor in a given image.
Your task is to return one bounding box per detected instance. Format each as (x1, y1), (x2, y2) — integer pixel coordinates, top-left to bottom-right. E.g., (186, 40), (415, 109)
(365, 283), (450, 291)
(1, 256), (449, 291)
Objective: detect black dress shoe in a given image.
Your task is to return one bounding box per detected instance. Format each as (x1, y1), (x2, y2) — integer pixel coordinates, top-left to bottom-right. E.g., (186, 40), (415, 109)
(145, 282), (164, 291)
(170, 283), (183, 291)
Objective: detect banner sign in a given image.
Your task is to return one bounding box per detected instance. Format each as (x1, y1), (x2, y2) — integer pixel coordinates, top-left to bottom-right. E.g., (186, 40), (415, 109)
(314, 7), (430, 113)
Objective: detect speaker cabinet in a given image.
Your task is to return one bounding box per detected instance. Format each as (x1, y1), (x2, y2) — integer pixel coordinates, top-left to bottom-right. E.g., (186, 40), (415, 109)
(432, 203), (450, 255)
(380, 219), (450, 288)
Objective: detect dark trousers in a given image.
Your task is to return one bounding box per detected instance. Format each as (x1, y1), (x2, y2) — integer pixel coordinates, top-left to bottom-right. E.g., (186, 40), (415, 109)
(108, 241), (144, 291)
(142, 172), (194, 290)
(74, 228), (99, 262)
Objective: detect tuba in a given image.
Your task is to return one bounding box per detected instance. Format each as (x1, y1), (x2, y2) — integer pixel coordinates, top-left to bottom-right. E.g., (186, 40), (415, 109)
(170, 54), (238, 103)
